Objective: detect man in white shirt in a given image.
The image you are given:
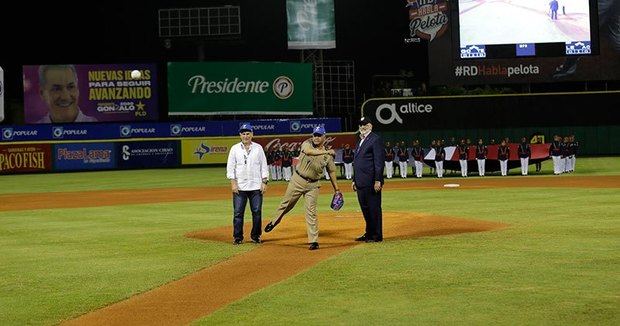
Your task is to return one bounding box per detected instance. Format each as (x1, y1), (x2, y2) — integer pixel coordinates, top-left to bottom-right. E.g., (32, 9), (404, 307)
(226, 123), (269, 245)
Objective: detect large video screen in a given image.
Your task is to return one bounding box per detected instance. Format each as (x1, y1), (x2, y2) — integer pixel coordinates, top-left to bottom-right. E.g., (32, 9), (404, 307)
(456, 0), (599, 59)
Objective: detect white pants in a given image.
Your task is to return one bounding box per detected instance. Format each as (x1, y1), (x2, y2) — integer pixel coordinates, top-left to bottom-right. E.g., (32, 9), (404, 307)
(520, 157), (529, 175)
(414, 161), (423, 178)
(399, 161), (408, 178)
(477, 159), (485, 176)
(276, 165), (282, 180)
(385, 161), (394, 178)
(435, 161), (443, 178)
(459, 159), (468, 177)
(500, 159), (508, 176)
(283, 166), (292, 181)
(570, 155), (576, 171)
(564, 157), (570, 173)
(552, 156), (561, 174)
(344, 163), (353, 179)
(270, 165), (277, 180)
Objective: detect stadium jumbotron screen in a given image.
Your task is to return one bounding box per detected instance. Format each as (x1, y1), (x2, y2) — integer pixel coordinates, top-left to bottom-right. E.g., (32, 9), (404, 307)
(454, 0), (599, 59)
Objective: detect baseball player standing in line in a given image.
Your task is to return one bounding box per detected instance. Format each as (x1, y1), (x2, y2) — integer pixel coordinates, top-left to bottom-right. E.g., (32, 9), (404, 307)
(457, 138), (469, 177)
(342, 143), (354, 180)
(518, 136), (531, 175)
(281, 147), (293, 181)
(569, 134), (578, 172)
(226, 123), (269, 245)
(397, 141), (409, 178)
(435, 140), (445, 178)
(498, 139), (510, 176)
(550, 135), (562, 174)
(476, 138), (488, 176)
(411, 139), (424, 178)
(562, 136), (571, 173)
(384, 141), (395, 179)
(264, 126), (341, 250)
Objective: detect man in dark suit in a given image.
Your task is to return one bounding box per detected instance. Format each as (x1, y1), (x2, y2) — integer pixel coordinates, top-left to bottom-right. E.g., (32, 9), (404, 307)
(352, 117), (385, 242)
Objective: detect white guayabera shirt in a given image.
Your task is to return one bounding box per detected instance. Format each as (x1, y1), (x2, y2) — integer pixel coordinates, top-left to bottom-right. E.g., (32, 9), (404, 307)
(226, 142), (269, 191)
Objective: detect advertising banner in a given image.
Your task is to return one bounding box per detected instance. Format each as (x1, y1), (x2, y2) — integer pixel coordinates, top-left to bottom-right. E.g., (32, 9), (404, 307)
(167, 62), (313, 115)
(1, 125), (49, 142)
(220, 118), (341, 135)
(0, 144), (52, 174)
(117, 141), (179, 169)
(23, 63), (159, 124)
(286, 0), (336, 49)
(54, 143), (115, 171)
(181, 137), (238, 165)
(253, 133), (358, 152)
(362, 91), (620, 131)
(181, 133), (357, 165)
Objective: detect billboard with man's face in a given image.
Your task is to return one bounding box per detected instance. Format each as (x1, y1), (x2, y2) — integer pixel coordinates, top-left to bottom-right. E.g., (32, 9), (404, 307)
(23, 64), (159, 124)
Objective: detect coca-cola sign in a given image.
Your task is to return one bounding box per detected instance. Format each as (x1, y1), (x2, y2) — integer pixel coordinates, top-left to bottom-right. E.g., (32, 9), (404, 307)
(406, 0), (449, 42)
(254, 133), (358, 152)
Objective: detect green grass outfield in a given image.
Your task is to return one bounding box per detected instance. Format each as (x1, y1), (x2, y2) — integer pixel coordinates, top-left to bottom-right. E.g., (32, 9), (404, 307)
(0, 157), (619, 325)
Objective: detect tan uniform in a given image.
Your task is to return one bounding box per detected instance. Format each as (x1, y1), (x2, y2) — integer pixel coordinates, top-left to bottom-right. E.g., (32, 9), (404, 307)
(270, 139), (337, 243)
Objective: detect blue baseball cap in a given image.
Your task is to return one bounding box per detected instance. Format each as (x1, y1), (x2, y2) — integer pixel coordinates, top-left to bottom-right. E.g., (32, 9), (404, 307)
(312, 125), (326, 136)
(239, 123), (253, 133)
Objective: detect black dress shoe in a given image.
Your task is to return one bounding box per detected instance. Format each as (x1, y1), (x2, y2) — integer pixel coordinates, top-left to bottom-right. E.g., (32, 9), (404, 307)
(264, 222), (275, 233)
(251, 237), (262, 244)
(233, 238), (243, 245)
(355, 235), (367, 242)
(309, 242), (319, 250)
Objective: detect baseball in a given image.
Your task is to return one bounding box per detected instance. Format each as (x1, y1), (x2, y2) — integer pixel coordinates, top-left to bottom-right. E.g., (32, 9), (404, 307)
(130, 70), (141, 79)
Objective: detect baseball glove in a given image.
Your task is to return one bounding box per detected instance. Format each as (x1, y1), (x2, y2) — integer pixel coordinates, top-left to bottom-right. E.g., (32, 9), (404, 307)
(330, 191), (344, 211)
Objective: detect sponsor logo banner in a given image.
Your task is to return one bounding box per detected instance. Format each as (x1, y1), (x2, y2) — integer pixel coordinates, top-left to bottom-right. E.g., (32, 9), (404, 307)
(181, 138), (238, 165)
(54, 143), (115, 171)
(167, 62), (313, 115)
(23, 63), (159, 124)
(117, 141), (179, 169)
(0, 144), (52, 174)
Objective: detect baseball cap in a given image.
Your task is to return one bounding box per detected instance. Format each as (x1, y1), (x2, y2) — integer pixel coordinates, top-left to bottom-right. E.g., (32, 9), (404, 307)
(359, 117), (372, 125)
(239, 123), (253, 133)
(312, 125), (326, 136)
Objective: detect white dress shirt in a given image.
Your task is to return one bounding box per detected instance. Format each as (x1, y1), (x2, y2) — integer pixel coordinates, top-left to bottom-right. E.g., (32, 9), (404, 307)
(226, 142), (269, 191)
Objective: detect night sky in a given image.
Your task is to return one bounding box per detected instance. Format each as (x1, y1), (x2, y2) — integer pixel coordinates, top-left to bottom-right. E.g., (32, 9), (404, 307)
(0, 0), (427, 103)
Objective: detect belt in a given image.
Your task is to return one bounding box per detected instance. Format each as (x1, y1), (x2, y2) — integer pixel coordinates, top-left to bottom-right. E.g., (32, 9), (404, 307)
(296, 171), (318, 183)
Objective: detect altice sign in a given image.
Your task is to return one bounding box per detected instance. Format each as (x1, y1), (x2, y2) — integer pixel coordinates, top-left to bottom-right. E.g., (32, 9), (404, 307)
(370, 101), (433, 125)
(167, 62), (313, 116)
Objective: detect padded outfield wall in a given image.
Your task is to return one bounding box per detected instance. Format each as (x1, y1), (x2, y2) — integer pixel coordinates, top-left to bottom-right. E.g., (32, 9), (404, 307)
(362, 91), (620, 156)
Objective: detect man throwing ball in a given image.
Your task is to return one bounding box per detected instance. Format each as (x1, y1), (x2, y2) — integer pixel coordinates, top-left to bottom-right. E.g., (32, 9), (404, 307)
(264, 126), (341, 250)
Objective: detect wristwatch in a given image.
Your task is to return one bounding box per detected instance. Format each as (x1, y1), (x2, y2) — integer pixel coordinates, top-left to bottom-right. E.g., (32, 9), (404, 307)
(262, 180), (269, 184)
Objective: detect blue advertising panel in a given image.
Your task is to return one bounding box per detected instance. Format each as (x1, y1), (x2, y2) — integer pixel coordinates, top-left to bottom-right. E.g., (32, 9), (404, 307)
(2, 125), (50, 142)
(54, 143), (116, 171)
(118, 123), (170, 138)
(220, 118), (341, 135)
(169, 121), (222, 137)
(0, 118), (341, 142)
(117, 140), (179, 169)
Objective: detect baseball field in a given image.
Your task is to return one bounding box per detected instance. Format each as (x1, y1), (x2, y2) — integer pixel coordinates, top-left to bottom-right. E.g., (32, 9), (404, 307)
(1, 157), (619, 325)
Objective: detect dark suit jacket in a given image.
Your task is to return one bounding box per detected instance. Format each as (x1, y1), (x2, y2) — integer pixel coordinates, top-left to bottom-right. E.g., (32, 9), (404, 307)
(353, 132), (385, 188)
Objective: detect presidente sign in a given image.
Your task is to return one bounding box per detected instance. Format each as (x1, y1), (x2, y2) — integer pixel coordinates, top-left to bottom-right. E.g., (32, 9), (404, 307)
(168, 62), (313, 115)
